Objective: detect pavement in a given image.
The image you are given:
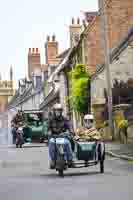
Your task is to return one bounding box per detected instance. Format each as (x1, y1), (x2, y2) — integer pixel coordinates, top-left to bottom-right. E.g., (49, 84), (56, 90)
(0, 145), (133, 200)
(105, 142), (133, 161)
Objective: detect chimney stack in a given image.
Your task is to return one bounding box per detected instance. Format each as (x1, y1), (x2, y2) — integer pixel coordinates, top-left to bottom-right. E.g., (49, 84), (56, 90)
(45, 35), (58, 65)
(69, 17), (82, 48)
(28, 47), (41, 79)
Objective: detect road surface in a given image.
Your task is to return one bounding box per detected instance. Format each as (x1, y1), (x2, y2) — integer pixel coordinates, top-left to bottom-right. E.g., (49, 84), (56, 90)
(0, 145), (133, 200)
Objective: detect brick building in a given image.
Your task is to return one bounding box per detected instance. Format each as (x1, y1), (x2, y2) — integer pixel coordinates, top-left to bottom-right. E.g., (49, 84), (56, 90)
(28, 35), (62, 80)
(83, 0), (133, 73)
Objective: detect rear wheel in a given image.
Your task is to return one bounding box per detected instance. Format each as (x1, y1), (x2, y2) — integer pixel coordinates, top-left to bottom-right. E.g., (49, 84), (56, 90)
(100, 160), (104, 173)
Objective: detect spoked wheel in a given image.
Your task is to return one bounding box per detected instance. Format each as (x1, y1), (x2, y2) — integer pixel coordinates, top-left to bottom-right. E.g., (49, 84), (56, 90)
(58, 170), (64, 177)
(100, 160), (104, 173)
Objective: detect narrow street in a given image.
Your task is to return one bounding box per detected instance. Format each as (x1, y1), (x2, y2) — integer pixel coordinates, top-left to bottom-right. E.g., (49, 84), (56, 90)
(0, 145), (133, 200)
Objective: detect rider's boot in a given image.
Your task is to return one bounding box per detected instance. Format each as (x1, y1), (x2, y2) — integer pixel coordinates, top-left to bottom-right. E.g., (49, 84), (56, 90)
(49, 160), (55, 169)
(68, 160), (75, 168)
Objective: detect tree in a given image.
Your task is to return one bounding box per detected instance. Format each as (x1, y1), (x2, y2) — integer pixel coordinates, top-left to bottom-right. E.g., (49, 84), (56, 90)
(69, 64), (90, 114)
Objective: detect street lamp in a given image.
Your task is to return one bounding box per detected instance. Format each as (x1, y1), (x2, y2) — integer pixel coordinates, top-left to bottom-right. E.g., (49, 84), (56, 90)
(98, 0), (114, 138)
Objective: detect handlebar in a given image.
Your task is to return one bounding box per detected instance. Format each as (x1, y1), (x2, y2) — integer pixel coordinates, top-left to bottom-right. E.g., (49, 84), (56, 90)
(49, 132), (74, 139)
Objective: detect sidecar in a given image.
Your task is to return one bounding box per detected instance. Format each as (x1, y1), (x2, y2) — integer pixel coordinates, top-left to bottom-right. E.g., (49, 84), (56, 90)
(50, 135), (105, 177)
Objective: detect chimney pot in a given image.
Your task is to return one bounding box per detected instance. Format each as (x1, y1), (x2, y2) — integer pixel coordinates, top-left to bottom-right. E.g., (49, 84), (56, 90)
(77, 17), (80, 24)
(52, 35), (56, 41)
(47, 35), (50, 41)
(72, 18), (74, 25)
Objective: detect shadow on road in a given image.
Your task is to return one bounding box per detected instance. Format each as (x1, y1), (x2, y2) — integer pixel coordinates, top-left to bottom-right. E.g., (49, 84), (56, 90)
(39, 171), (113, 179)
(9, 145), (47, 149)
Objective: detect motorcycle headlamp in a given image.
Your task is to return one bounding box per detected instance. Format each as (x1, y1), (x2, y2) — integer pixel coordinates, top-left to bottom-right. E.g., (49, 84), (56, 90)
(54, 109), (62, 117)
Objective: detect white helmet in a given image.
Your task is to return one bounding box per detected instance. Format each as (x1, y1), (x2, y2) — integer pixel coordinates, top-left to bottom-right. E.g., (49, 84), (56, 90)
(84, 114), (94, 120)
(53, 103), (63, 110)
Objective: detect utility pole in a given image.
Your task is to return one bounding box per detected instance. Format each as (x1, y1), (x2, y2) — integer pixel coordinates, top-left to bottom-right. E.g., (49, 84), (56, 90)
(98, 0), (114, 138)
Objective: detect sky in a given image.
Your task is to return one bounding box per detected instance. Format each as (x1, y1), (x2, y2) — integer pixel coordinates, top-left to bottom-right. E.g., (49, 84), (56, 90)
(0, 0), (98, 82)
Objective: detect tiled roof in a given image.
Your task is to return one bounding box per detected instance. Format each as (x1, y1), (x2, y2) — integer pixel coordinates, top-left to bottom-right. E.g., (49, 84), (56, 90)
(56, 48), (70, 59)
(39, 84), (59, 110)
(48, 49), (72, 83)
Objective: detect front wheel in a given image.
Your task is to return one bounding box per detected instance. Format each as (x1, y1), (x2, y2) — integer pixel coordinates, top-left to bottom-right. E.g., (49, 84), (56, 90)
(58, 170), (64, 177)
(100, 160), (104, 173)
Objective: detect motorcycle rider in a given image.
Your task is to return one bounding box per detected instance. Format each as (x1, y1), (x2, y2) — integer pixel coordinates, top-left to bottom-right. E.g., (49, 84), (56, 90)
(11, 110), (24, 144)
(48, 103), (75, 169)
(16, 121), (24, 147)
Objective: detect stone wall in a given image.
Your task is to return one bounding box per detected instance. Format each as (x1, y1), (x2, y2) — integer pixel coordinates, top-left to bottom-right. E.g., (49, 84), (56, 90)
(91, 43), (133, 103)
(92, 101), (112, 140)
(59, 72), (69, 116)
(127, 125), (133, 143)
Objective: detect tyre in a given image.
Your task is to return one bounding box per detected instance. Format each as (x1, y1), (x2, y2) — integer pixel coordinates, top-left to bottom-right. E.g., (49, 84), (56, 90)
(58, 170), (64, 177)
(100, 160), (104, 173)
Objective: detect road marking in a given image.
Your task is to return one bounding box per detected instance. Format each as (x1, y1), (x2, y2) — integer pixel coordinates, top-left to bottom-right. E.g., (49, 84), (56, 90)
(107, 157), (119, 160)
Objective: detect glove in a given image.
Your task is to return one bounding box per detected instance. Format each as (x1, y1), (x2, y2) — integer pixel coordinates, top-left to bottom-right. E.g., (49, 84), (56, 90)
(74, 135), (80, 140)
(48, 131), (52, 136)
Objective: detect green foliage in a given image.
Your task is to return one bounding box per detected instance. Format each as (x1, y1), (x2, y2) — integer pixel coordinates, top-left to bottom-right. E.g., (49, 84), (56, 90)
(71, 64), (89, 79)
(69, 64), (90, 114)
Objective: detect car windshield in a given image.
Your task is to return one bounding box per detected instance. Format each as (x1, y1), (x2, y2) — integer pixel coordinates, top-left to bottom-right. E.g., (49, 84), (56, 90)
(24, 112), (43, 126)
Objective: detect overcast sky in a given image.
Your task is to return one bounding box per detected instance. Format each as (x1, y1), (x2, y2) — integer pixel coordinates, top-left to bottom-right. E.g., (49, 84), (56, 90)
(0, 0), (98, 81)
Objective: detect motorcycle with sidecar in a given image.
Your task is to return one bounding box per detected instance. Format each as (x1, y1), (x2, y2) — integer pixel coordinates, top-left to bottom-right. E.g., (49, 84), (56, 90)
(49, 133), (105, 177)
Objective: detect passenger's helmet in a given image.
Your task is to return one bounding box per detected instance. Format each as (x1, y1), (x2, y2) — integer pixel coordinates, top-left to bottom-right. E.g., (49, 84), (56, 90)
(84, 114), (94, 128)
(84, 114), (94, 120)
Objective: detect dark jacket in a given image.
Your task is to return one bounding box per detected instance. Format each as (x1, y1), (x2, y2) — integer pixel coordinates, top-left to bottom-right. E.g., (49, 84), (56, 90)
(47, 115), (74, 135)
(12, 113), (24, 127)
